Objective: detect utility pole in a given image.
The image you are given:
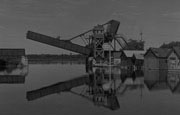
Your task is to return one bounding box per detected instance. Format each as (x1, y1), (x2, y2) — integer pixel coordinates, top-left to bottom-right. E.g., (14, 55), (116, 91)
(140, 31), (143, 41)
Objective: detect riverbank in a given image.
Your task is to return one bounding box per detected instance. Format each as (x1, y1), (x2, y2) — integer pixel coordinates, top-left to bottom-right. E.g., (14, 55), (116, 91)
(27, 54), (86, 64)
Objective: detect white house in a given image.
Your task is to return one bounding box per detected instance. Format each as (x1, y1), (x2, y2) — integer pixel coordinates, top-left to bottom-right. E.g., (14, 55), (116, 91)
(167, 47), (180, 70)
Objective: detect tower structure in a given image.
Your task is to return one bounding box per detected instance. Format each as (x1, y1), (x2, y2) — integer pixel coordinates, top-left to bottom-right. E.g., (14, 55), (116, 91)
(93, 25), (105, 64)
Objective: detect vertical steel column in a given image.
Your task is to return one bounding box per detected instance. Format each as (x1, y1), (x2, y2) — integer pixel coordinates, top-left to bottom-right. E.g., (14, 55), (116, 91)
(93, 25), (105, 64)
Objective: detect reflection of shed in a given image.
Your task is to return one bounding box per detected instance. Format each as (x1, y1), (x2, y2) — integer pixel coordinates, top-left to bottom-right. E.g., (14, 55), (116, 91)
(167, 71), (180, 93)
(145, 81), (168, 91)
(144, 48), (171, 70)
(144, 70), (168, 82)
(170, 83), (180, 94)
(144, 70), (168, 91)
(0, 75), (25, 84)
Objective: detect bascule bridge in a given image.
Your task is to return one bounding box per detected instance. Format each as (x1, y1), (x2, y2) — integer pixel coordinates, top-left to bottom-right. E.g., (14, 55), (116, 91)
(26, 20), (128, 65)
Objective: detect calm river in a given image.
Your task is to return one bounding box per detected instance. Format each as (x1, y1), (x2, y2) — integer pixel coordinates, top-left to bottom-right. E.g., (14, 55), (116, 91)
(1, 64), (180, 115)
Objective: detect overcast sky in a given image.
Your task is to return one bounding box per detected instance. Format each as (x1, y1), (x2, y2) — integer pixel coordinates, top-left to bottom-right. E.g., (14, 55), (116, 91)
(0, 0), (180, 54)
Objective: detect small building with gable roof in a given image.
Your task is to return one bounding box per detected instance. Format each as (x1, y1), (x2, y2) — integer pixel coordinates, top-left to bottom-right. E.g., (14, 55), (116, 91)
(121, 50), (145, 70)
(144, 47), (180, 70)
(144, 48), (171, 70)
(166, 47), (180, 70)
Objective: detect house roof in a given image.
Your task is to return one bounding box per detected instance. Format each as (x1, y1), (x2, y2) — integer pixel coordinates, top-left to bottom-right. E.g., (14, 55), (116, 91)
(123, 50), (145, 58)
(133, 53), (144, 60)
(152, 48), (171, 58)
(145, 48), (171, 58)
(0, 49), (25, 56)
(172, 47), (180, 58)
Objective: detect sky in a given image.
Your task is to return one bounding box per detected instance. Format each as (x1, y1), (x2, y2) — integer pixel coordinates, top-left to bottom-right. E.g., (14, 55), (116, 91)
(0, 0), (180, 54)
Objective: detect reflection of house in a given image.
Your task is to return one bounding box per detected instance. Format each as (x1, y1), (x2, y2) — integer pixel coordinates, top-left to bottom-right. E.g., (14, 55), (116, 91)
(116, 70), (144, 95)
(144, 48), (171, 70)
(144, 70), (168, 82)
(145, 70), (180, 92)
(167, 71), (180, 93)
(145, 80), (168, 91)
(0, 65), (28, 84)
(144, 70), (168, 91)
(0, 75), (25, 84)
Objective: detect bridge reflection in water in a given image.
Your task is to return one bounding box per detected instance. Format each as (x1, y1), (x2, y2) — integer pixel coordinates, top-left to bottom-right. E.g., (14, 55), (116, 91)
(26, 67), (180, 111)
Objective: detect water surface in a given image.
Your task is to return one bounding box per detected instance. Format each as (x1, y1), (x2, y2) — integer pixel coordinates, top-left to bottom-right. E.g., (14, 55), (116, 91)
(1, 64), (180, 115)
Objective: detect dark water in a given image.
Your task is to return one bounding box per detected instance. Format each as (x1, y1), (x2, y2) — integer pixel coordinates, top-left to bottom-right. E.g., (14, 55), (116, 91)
(1, 64), (180, 115)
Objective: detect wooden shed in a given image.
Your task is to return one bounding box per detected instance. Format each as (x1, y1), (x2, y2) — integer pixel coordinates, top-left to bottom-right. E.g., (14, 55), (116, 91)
(144, 48), (171, 70)
(0, 49), (26, 71)
(121, 50), (145, 70)
(132, 53), (144, 70)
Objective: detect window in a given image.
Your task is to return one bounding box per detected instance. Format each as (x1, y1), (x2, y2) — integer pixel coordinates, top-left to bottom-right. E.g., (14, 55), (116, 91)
(170, 57), (176, 60)
(165, 60), (168, 63)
